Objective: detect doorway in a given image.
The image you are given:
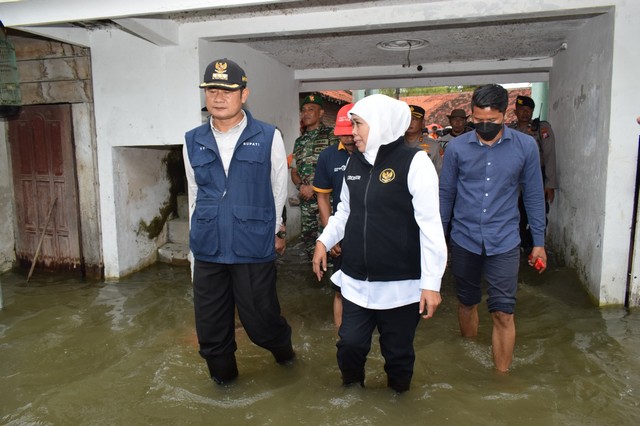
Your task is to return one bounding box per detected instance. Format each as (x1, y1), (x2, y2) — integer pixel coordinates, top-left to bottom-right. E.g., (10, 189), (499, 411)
(8, 104), (83, 274)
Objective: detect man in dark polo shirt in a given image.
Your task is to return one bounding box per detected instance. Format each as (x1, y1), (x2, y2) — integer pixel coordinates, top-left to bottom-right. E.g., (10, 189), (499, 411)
(313, 102), (355, 330)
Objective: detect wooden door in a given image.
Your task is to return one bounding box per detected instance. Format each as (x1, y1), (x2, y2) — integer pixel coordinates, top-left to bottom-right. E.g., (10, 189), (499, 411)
(8, 104), (82, 273)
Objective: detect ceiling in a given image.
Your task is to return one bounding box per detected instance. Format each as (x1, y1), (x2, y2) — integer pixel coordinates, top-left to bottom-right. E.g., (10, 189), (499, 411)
(166, 1), (600, 72)
(3, 0), (605, 82)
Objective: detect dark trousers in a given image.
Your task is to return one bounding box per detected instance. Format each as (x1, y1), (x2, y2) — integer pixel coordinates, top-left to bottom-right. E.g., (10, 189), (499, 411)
(337, 297), (420, 392)
(193, 260), (292, 379)
(450, 240), (520, 314)
(519, 194), (549, 254)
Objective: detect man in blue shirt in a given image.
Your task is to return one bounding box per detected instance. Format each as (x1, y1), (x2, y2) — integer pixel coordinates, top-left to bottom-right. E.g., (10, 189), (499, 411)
(313, 103), (355, 330)
(439, 84), (547, 372)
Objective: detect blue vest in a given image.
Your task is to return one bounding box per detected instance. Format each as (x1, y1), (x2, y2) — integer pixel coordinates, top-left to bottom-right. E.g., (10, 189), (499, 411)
(185, 110), (276, 264)
(341, 139), (421, 281)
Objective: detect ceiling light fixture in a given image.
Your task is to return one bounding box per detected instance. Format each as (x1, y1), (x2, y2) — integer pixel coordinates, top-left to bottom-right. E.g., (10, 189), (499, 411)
(376, 39), (429, 51)
(377, 39), (428, 68)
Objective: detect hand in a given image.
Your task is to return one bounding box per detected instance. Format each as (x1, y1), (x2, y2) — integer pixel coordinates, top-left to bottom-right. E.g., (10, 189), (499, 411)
(312, 241), (328, 281)
(528, 246), (547, 274)
(275, 233), (286, 255)
(419, 289), (442, 319)
(298, 184), (315, 201)
(329, 242), (342, 258)
(544, 187), (555, 204)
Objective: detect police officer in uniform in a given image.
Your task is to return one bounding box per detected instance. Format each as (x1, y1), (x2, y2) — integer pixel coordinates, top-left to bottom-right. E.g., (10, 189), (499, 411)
(291, 94), (339, 259)
(184, 58), (294, 385)
(437, 108), (472, 156)
(404, 105), (441, 173)
(509, 95), (557, 251)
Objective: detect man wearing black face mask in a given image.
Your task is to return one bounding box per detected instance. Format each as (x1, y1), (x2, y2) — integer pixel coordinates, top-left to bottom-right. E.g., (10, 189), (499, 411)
(439, 84), (547, 373)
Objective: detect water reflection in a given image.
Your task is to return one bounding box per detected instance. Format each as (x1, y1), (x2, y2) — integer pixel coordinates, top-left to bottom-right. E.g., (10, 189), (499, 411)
(1, 243), (640, 425)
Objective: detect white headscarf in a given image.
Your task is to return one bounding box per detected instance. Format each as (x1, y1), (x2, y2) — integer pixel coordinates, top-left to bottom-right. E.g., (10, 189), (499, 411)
(348, 94), (411, 164)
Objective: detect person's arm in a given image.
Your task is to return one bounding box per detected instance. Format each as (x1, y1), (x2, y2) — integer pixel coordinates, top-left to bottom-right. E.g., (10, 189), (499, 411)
(409, 151), (447, 318)
(540, 122), (557, 202)
(313, 150), (333, 227)
(313, 176), (350, 281)
(290, 138), (303, 188)
(291, 167), (303, 188)
(182, 143), (197, 224)
(271, 129), (287, 233)
(317, 192), (332, 227)
(438, 143), (458, 237)
(521, 138), (546, 248)
(409, 151), (447, 292)
(182, 141), (198, 274)
(317, 175), (349, 252)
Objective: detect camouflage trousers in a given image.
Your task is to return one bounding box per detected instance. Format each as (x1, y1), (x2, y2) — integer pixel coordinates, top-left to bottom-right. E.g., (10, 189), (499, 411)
(299, 198), (321, 260)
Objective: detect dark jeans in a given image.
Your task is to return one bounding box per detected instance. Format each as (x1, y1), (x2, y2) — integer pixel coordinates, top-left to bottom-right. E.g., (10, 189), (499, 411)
(337, 297), (420, 392)
(192, 260), (293, 379)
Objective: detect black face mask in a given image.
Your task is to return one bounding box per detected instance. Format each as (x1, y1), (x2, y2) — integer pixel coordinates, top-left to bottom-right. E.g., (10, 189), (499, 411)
(475, 122), (503, 141)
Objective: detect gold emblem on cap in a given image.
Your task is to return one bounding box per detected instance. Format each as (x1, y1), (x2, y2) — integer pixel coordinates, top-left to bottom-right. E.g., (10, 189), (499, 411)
(215, 62), (227, 74)
(379, 168), (395, 183)
(309, 95), (315, 101)
(517, 99), (523, 105)
(211, 61), (229, 81)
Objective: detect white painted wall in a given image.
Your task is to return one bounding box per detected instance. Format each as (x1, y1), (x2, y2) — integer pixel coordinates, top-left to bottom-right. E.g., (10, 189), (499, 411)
(0, 121), (16, 272)
(90, 28), (199, 278)
(610, 2), (640, 305)
(112, 146), (172, 276)
(548, 11), (614, 302)
(89, 26), (300, 277)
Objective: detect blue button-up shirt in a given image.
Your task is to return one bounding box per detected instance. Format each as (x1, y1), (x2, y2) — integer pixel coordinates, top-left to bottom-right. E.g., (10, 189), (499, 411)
(439, 126), (545, 255)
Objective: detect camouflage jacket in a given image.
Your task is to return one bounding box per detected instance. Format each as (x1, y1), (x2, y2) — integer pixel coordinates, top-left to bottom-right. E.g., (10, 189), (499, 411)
(293, 123), (338, 184)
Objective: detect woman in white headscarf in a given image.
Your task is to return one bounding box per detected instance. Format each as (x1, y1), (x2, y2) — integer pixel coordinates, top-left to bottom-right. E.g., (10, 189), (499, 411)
(312, 94), (447, 393)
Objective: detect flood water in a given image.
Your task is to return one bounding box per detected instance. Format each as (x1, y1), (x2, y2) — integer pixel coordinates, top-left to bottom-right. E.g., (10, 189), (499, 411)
(2, 242), (640, 425)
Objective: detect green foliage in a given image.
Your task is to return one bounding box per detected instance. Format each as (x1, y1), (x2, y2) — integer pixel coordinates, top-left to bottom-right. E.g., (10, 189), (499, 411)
(377, 86), (480, 97)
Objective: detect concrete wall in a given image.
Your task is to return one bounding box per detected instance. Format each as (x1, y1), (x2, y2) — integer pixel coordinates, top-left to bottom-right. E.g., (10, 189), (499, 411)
(548, 9), (618, 304)
(0, 121), (15, 272)
(111, 146), (172, 276)
(610, 3), (640, 305)
(90, 28), (301, 277)
(90, 28), (198, 278)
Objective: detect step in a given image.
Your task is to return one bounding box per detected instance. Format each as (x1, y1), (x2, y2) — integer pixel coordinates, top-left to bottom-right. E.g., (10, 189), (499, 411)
(167, 217), (189, 245)
(157, 242), (190, 266)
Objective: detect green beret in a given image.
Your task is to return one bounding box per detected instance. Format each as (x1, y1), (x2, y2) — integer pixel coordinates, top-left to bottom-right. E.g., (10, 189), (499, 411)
(301, 94), (324, 109)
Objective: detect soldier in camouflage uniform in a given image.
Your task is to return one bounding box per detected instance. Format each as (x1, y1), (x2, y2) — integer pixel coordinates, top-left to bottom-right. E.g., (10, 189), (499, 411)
(291, 94), (338, 259)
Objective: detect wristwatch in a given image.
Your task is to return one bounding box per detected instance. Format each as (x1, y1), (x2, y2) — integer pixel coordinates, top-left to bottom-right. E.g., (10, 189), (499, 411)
(276, 230), (286, 239)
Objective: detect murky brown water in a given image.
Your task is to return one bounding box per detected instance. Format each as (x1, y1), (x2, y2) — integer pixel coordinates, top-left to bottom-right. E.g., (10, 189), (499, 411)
(2, 242), (640, 425)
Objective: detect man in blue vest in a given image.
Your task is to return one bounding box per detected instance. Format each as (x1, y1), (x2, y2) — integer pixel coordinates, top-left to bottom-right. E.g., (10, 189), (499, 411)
(183, 58), (294, 385)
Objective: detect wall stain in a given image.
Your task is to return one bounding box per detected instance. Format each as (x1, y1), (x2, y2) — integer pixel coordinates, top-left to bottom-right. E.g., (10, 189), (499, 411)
(137, 147), (186, 239)
(574, 84), (587, 109)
